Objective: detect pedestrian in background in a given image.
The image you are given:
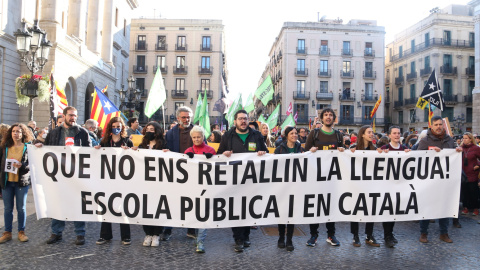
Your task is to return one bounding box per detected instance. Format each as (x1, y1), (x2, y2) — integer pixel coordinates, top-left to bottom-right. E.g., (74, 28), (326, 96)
(460, 132), (480, 216)
(260, 122), (275, 148)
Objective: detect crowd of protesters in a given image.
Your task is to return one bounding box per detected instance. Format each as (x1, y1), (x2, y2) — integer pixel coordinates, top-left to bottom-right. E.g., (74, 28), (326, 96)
(0, 107), (478, 254)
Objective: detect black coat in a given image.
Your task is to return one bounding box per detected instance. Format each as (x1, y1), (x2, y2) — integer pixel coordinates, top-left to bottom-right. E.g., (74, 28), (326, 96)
(0, 144), (30, 189)
(217, 127), (267, 154)
(45, 125), (92, 147)
(274, 141), (304, 154)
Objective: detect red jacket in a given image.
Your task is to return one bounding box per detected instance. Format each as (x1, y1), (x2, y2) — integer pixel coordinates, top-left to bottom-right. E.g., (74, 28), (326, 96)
(184, 142), (216, 155)
(461, 143), (480, 183)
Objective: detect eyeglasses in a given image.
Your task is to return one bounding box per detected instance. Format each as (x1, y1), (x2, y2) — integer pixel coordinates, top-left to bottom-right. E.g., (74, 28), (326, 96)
(236, 117), (248, 121)
(180, 116), (191, 119)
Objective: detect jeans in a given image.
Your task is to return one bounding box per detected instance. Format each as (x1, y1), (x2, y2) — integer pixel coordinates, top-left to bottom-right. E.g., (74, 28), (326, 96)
(2, 182), (29, 232)
(51, 219), (85, 236)
(196, 229), (207, 244)
(419, 218), (449, 235)
(309, 222), (335, 237)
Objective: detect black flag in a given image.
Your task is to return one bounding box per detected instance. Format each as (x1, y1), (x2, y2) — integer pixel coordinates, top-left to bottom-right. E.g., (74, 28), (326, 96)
(419, 69), (445, 111)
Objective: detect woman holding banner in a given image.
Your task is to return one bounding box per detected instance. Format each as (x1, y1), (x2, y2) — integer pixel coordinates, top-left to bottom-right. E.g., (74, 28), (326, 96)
(0, 124), (33, 244)
(184, 126), (216, 253)
(274, 126), (304, 251)
(349, 125), (381, 247)
(137, 121), (167, 247)
(94, 117), (133, 246)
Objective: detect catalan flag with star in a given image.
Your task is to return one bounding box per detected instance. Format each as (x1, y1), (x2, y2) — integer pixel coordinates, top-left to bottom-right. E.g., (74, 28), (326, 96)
(90, 86), (120, 134)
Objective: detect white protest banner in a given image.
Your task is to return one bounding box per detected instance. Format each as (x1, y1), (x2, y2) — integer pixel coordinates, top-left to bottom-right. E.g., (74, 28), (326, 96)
(28, 145), (461, 228)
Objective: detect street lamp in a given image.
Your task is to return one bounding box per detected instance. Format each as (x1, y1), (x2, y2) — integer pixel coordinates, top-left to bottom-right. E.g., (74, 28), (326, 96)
(119, 76), (142, 112)
(452, 114), (466, 134)
(14, 19), (52, 120)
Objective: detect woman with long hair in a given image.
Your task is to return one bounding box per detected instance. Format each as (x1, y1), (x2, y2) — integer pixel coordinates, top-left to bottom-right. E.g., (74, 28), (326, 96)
(460, 132), (480, 216)
(138, 121), (168, 246)
(274, 126), (304, 251)
(349, 125), (380, 247)
(95, 117), (133, 246)
(207, 130), (222, 143)
(260, 122), (274, 148)
(0, 124), (33, 244)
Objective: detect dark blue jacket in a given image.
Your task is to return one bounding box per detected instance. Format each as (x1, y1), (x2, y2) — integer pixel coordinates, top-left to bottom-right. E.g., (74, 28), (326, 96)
(166, 124), (206, 153)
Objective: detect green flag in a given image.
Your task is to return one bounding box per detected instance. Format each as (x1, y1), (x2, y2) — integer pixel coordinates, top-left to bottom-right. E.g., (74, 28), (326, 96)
(281, 114), (296, 130)
(258, 114), (266, 123)
(254, 75), (274, 106)
(226, 94), (242, 127)
(244, 92), (255, 113)
(266, 104), (280, 131)
(193, 92), (203, 124)
(144, 67), (166, 117)
(199, 92), (211, 139)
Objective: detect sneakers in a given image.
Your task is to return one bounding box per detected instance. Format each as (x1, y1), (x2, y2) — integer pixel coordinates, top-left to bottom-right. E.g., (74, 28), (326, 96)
(122, 239), (131, 245)
(461, 207), (469, 215)
(96, 238), (110, 245)
(143, 235), (153, 246)
(75, 235), (85, 245)
(196, 242), (205, 253)
(161, 231), (172, 241)
(439, 234), (453, 243)
(473, 209), (479, 216)
(352, 234), (361, 247)
(385, 235), (396, 247)
(365, 235), (380, 247)
(0, 232), (12, 244)
(326, 235), (340, 246)
(286, 239), (294, 252)
(46, 234), (62, 244)
(419, 233), (428, 243)
(151, 235), (160, 246)
(243, 237), (251, 247)
(18, 231), (29, 242)
(278, 236), (285, 248)
(306, 236), (318, 247)
(234, 239), (244, 252)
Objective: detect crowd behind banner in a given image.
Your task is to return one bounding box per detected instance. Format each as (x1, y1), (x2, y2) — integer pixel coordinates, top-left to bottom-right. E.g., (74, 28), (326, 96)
(0, 106), (478, 255)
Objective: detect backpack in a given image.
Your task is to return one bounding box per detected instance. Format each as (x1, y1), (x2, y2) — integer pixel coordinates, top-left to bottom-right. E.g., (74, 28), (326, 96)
(313, 128), (344, 148)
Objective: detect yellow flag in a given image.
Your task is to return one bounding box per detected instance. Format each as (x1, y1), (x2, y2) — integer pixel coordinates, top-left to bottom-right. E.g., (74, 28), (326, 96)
(416, 97), (428, 109)
(372, 118), (376, 133)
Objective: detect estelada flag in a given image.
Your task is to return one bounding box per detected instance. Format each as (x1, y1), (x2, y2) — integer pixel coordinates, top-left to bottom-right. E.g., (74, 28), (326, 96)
(90, 86), (120, 134)
(370, 95), (382, 118)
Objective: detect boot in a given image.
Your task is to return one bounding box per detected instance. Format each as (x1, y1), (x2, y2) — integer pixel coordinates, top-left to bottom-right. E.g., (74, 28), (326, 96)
(278, 235), (285, 248)
(286, 237), (294, 251)
(439, 234), (453, 243)
(0, 232), (12, 244)
(18, 231), (29, 242)
(419, 233), (428, 243)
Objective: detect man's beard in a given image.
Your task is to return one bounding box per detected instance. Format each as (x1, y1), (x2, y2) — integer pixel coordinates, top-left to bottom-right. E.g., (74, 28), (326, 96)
(237, 126), (248, 133)
(182, 123), (190, 128)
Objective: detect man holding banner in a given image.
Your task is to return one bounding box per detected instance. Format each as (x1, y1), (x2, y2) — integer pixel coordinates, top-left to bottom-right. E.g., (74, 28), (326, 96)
(417, 115), (462, 244)
(217, 110), (267, 252)
(305, 108), (345, 247)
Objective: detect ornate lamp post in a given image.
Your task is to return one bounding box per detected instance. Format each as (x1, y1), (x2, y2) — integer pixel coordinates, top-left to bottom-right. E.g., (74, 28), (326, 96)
(14, 19), (52, 120)
(119, 76), (142, 112)
(452, 114), (466, 134)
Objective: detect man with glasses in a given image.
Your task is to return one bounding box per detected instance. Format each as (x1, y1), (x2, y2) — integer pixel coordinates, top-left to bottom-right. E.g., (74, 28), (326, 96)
(298, 127), (308, 143)
(217, 110), (267, 252)
(127, 117), (141, 136)
(165, 106), (197, 240)
(84, 119), (100, 146)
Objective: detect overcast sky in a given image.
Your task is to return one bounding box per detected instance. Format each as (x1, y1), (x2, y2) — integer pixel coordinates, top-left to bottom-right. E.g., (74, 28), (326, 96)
(132, 0), (470, 102)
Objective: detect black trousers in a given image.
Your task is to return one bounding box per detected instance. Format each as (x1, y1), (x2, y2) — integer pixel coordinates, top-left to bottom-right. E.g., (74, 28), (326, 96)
(232, 226), (250, 241)
(309, 222), (335, 237)
(142, 225), (163, 236)
(462, 182), (480, 209)
(100, 222), (131, 240)
(350, 222), (374, 236)
(382, 222), (395, 238)
(278, 224), (294, 238)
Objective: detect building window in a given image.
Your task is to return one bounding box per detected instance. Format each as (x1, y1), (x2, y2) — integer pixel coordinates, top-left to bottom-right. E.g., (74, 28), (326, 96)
(341, 105), (353, 120)
(467, 108), (472, 122)
(424, 109), (429, 122)
(411, 39), (415, 53)
(175, 102), (184, 111)
(410, 61), (415, 74)
(365, 83), (373, 98)
(115, 8), (118, 27)
(176, 56), (185, 68)
(296, 80), (305, 93)
(443, 54), (452, 67)
(443, 79), (452, 96)
(365, 42), (372, 55)
(201, 79), (210, 90)
(409, 109), (416, 123)
(123, 19), (126, 36)
(136, 55), (145, 70)
(365, 62), (373, 77)
(343, 41), (350, 55)
(157, 35), (166, 50)
(137, 35), (146, 50)
(320, 81), (328, 93)
(424, 56), (430, 69)
(410, 84), (415, 98)
(202, 36), (211, 50)
(317, 104), (330, 110)
(294, 103), (307, 123)
(398, 111), (403, 124)
(399, 45), (403, 58)
(441, 107), (453, 120)
(343, 61), (351, 73)
(320, 40), (328, 54)
(297, 59), (305, 72)
(156, 56), (166, 68)
(398, 66), (403, 78)
(398, 87), (403, 101)
(425, 33), (430, 47)
(469, 32), (475, 47)
(136, 78), (145, 90)
(176, 78), (185, 90)
(364, 106), (374, 120)
(443, 30), (451, 45)
(177, 36), (186, 49)
(297, 39), (305, 54)
(201, 56), (210, 69)
(469, 56), (475, 70)
(320, 60), (328, 74)
(469, 81), (475, 96)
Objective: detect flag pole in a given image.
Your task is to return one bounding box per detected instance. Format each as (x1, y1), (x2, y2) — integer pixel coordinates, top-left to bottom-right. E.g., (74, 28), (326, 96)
(162, 105), (166, 131)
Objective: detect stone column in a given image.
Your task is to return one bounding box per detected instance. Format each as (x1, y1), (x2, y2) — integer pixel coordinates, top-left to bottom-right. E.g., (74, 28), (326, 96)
(67, 0), (86, 41)
(40, 0), (64, 43)
(86, 0), (104, 55)
(101, 0), (114, 64)
(471, 4), (480, 133)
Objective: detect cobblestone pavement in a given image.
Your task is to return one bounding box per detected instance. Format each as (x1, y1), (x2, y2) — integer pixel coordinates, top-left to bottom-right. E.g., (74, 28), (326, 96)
(1, 190), (479, 270)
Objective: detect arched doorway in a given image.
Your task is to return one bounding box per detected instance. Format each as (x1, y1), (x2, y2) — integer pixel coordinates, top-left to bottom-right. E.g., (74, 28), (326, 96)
(64, 77), (77, 107)
(84, 82), (95, 120)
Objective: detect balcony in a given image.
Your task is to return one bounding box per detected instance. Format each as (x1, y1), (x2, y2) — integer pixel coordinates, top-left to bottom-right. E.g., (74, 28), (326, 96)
(318, 69), (331, 77)
(420, 67), (432, 77)
(443, 94), (458, 104)
(464, 95), (473, 104)
(175, 44), (188, 51)
(364, 49), (375, 57)
(390, 38), (474, 62)
(173, 66), (188, 75)
(340, 70), (354, 78)
(133, 65), (148, 74)
(296, 47), (307, 55)
(141, 89), (148, 98)
(293, 91), (310, 100)
(404, 97), (417, 106)
(155, 44), (167, 51)
(342, 49), (353, 56)
(394, 100), (404, 107)
(171, 90), (188, 99)
(135, 43), (147, 51)
(339, 93), (355, 101)
(363, 70), (376, 79)
(295, 68), (308, 76)
(319, 48), (330, 55)
(197, 90), (213, 99)
(316, 92), (333, 100)
(339, 117), (354, 125)
(395, 76), (404, 85)
(406, 72), (417, 81)
(440, 65), (457, 75)
(200, 44), (212, 52)
(198, 66), (213, 75)
(153, 66), (167, 74)
(361, 94), (378, 102)
(466, 67), (475, 77)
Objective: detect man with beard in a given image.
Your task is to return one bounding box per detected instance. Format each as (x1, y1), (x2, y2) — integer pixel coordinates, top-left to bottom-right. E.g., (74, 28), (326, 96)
(305, 108), (345, 247)
(217, 110), (267, 252)
(165, 106), (197, 241)
(36, 106), (92, 245)
(417, 116), (462, 243)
